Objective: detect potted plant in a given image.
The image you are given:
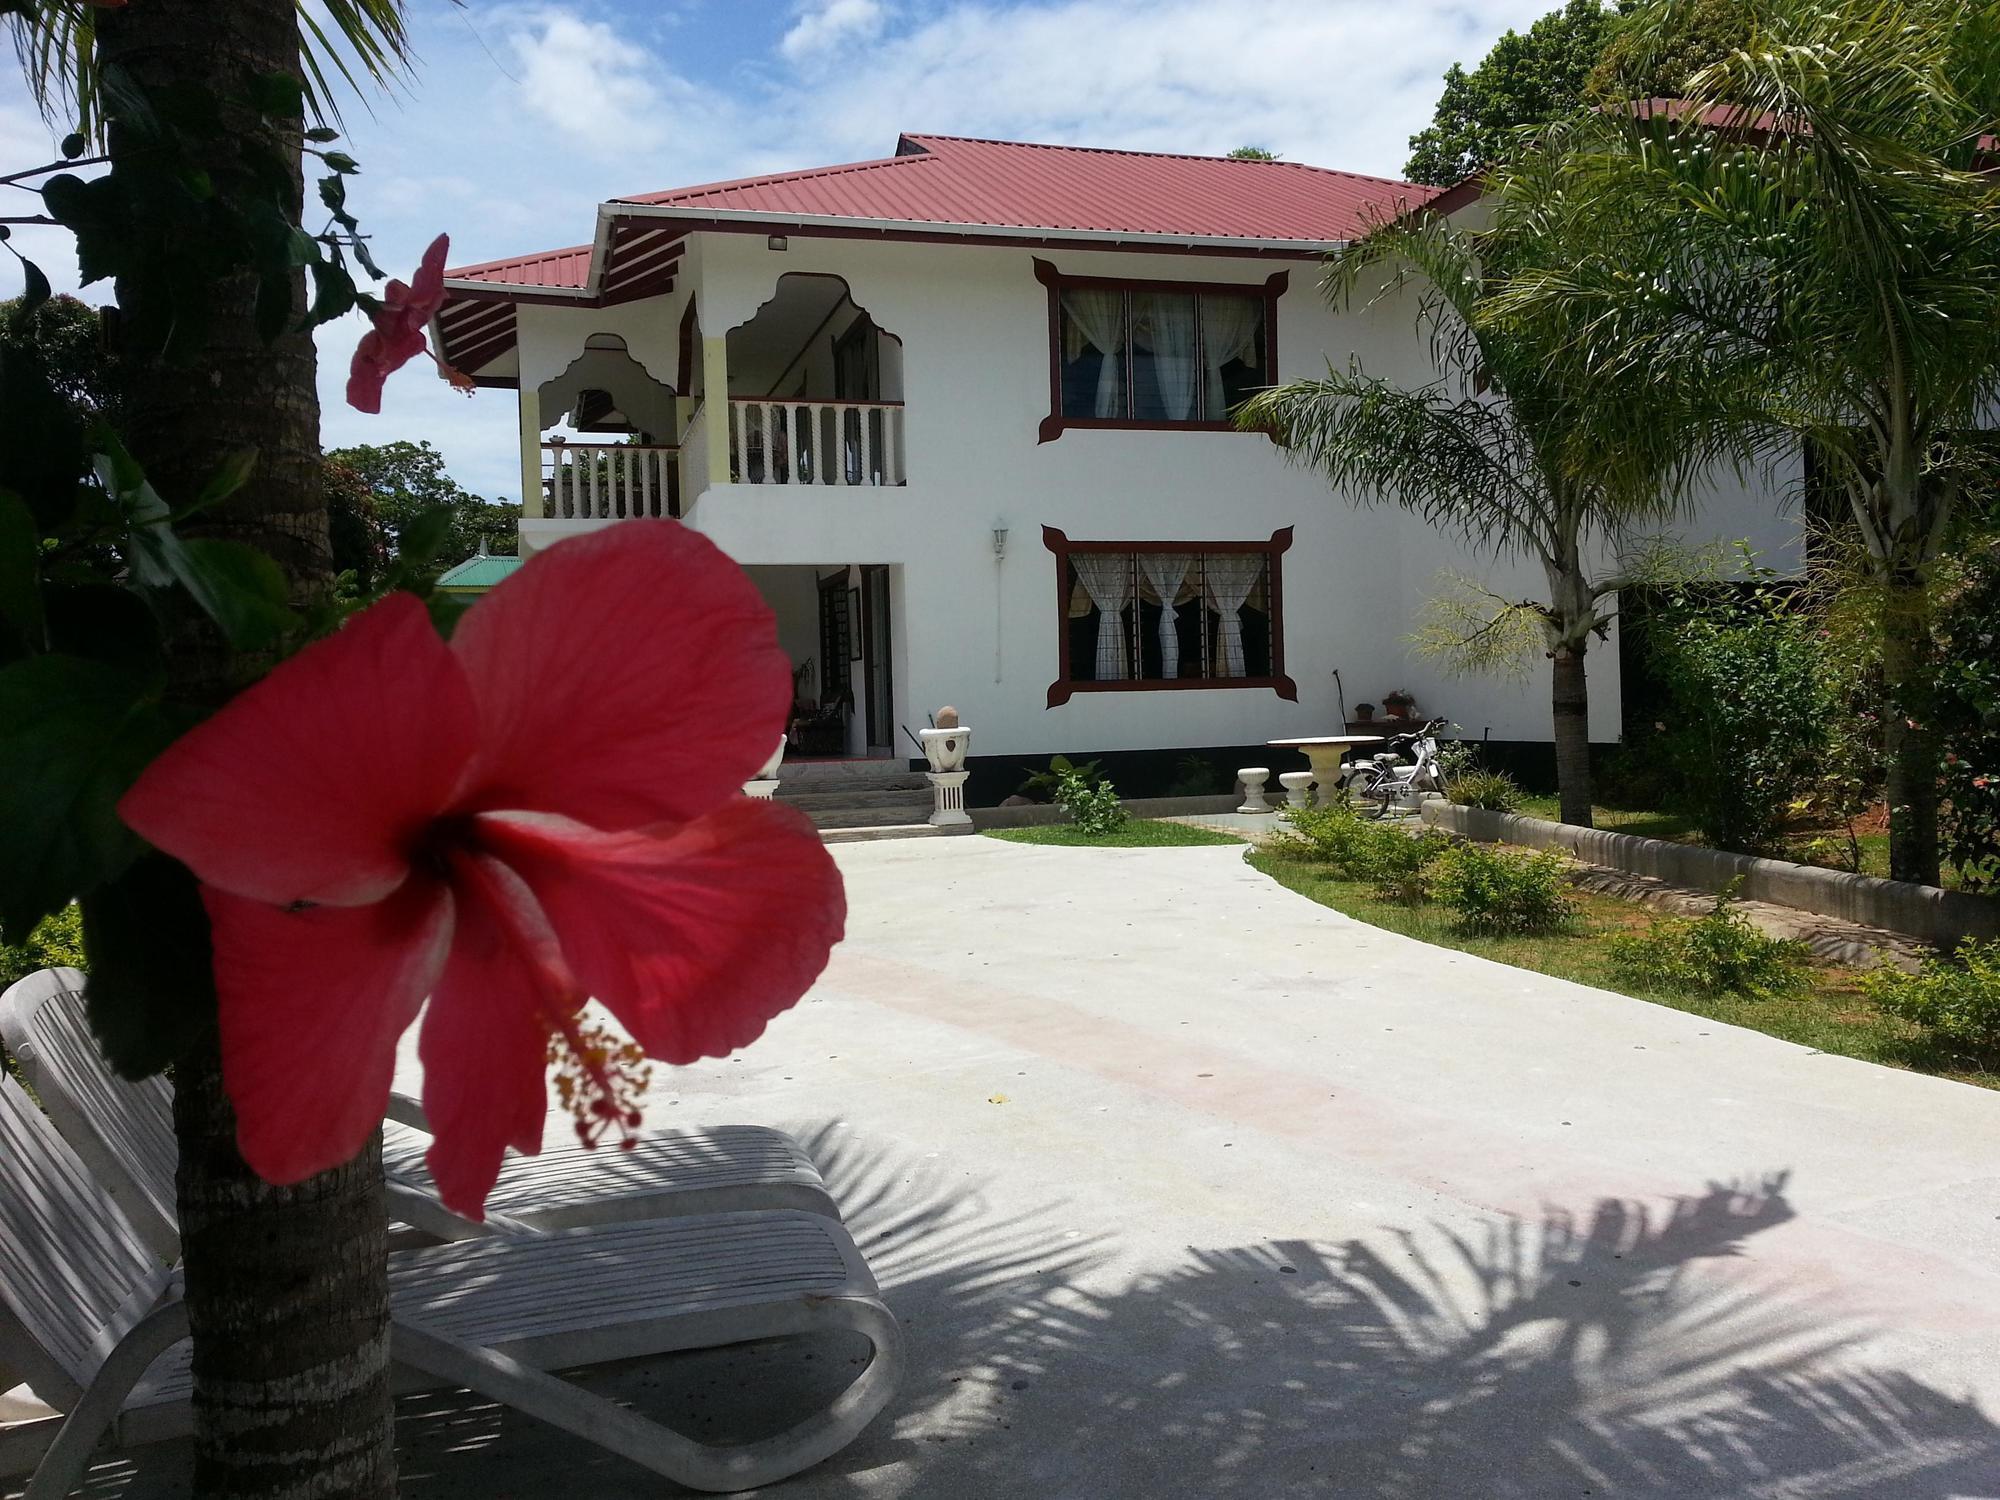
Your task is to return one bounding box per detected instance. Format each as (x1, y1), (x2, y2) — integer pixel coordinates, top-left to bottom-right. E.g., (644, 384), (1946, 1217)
(1383, 689), (1416, 721)
(1354, 702), (1376, 723)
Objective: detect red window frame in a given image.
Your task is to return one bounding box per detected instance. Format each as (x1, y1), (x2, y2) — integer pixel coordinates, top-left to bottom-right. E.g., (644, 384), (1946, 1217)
(1033, 259), (1286, 443)
(1043, 525), (1297, 708)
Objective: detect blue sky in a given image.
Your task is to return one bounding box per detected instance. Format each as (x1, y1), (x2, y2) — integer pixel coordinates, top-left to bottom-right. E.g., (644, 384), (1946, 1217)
(1, 0), (1550, 504)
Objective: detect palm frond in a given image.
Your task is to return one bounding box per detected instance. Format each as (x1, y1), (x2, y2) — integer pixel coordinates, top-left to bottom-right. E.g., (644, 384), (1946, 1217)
(7, 0), (418, 140)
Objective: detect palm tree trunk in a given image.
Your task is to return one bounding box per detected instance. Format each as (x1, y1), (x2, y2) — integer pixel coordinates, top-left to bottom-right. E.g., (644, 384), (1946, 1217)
(1552, 646), (1594, 828)
(1880, 576), (1942, 887)
(94, 2), (396, 1495)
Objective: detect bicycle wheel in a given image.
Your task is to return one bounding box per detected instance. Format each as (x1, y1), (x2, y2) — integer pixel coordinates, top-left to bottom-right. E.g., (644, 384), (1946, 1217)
(1359, 780), (1395, 820)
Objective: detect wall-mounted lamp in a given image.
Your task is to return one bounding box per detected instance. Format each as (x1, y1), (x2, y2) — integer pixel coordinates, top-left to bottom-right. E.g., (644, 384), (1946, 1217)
(767, 234), (789, 252)
(991, 525), (1009, 558)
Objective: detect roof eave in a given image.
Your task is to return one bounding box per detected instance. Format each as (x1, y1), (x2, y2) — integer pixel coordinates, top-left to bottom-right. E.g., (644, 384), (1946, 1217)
(613, 201), (1349, 256)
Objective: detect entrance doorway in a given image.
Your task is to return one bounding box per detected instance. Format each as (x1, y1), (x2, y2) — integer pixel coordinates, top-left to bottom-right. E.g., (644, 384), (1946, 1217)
(860, 565), (894, 753)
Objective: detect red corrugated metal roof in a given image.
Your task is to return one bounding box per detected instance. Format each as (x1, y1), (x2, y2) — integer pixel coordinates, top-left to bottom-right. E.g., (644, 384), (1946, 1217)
(618, 134), (1434, 243)
(447, 244), (593, 288)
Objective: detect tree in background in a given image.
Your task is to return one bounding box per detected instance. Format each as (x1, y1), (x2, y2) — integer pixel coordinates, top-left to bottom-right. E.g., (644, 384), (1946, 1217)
(324, 438), (518, 591)
(1228, 145), (1280, 160)
(1491, 0), (2000, 884)
(1239, 193), (1715, 828)
(0, 292), (120, 417)
(1404, 0), (1749, 186)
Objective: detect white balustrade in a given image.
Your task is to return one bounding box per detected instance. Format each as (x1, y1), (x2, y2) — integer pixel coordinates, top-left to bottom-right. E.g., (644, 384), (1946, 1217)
(542, 442), (680, 520)
(727, 399), (906, 487)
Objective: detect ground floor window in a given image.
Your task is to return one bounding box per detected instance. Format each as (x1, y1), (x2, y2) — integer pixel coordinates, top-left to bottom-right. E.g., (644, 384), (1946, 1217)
(1043, 527), (1296, 707)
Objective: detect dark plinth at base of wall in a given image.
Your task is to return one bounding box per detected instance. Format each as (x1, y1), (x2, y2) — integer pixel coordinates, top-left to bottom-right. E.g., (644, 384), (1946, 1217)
(948, 739), (1591, 809)
(1423, 802), (1999, 949)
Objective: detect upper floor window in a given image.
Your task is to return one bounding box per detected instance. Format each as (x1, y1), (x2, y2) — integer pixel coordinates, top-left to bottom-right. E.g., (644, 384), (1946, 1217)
(1033, 261), (1286, 441)
(1043, 526), (1297, 706)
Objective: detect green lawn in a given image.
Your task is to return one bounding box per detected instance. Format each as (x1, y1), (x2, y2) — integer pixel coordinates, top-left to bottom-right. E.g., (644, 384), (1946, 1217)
(984, 819), (1243, 848)
(1514, 795), (1699, 843)
(1247, 845), (1999, 1092)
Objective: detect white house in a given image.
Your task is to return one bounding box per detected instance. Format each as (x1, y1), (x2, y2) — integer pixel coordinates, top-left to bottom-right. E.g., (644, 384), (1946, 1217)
(432, 133), (1799, 804)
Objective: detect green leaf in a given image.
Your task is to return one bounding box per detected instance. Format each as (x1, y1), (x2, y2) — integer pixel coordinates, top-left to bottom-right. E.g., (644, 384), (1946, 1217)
(322, 150), (360, 175)
(0, 654), (175, 942)
(306, 260), (357, 327)
(177, 449), (259, 522)
(80, 853), (216, 1078)
(304, 126), (341, 144)
(175, 538), (299, 651)
(246, 70), (306, 119)
(16, 257), (51, 315)
(426, 590), (469, 639)
(397, 505), (455, 567)
(0, 490), (41, 651)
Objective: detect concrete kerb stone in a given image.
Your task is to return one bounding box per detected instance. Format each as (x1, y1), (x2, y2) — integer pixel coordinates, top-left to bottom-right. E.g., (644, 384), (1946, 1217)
(970, 794), (1239, 831)
(1423, 802), (1999, 949)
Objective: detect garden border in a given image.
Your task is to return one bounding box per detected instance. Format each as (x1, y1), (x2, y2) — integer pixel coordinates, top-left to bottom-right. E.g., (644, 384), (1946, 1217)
(1422, 803), (1998, 948)
(970, 794), (1240, 830)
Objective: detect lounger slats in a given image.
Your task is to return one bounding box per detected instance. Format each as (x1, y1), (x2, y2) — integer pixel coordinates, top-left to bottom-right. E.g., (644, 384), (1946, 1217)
(2, 971), (180, 1258)
(381, 1125), (830, 1222)
(389, 1214), (867, 1350)
(0, 1084), (160, 1403)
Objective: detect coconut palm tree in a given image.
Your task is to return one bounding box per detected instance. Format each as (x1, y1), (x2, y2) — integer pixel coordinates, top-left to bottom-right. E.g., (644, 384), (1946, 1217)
(8, 2), (412, 1494)
(1240, 204), (1713, 828)
(1485, 0), (2000, 883)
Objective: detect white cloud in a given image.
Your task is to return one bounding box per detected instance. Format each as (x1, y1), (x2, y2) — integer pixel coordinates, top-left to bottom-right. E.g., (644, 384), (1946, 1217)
(509, 11), (674, 153)
(780, 0), (890, 63)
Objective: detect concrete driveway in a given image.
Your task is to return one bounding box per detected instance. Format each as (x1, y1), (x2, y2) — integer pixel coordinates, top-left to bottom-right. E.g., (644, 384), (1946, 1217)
(54, 838), (2000, 1498)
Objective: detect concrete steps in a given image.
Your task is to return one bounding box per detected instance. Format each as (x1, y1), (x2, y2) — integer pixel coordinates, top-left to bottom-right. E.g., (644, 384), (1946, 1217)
(820, 823), (965, 845)
(772, 758), (970, 841)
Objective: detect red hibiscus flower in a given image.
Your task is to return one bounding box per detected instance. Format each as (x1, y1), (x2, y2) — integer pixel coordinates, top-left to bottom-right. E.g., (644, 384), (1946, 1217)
(347, 233), (463, 414)
(120, 522), (845, 1216)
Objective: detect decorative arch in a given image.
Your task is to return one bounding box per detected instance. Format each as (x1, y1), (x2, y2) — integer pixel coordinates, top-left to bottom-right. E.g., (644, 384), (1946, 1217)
(536, 333), (676, 439)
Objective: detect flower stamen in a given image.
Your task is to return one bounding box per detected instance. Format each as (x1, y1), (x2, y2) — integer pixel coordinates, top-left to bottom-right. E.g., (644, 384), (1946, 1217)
(546, 1010), (651, 1149)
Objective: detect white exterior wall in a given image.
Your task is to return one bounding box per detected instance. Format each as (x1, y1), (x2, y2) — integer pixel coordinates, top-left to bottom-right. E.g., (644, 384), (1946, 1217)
(508, 231), (1802, 760)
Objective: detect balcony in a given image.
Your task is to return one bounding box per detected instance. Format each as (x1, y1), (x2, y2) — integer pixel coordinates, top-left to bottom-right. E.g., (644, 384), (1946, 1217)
(541, 440), (680, 520)
(726, 398), (906, 488)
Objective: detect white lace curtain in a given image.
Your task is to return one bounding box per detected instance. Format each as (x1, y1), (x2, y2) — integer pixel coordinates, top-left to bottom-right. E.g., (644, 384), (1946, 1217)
(1061, 289), (1127, 418)
(1201, 295), (1263, 419)
(1137, 293), (1199, 422)
(1139, 553), (1192, 678)
(1072, 554), (1134, 680)
(1203, 554), (1265, 678)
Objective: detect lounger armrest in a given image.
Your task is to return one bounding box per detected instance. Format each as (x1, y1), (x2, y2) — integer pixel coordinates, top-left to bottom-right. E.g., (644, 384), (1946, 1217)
(384, 1090), (432, 1134)
(382, 1178), (539, 1242)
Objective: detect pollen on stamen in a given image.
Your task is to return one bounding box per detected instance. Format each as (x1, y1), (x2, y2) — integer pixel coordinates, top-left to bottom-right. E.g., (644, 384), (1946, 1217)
(547, 1013), (653, 1150)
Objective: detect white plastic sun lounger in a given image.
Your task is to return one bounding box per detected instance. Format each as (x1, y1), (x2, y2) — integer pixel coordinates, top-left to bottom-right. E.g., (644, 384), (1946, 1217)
(0, 968), (837, 1262)
(0, 1075), (905, 1497)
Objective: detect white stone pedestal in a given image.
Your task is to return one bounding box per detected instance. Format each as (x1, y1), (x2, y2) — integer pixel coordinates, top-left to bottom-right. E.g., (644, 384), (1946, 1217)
(1237, 767), (1274, 815)
(926, 770), (971, 826)
(1278, 771), (1316, 809)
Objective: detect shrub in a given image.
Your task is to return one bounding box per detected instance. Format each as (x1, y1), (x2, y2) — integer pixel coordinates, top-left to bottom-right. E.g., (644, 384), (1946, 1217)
(1449, 768), (1524, 812)
(1053, 766), (1127, 837)
(1279, 801), (1378, 874)
(1365, 827), (1453, 905)
(1425, 842), (1575, 934)
(1017, 753), (1105, 803)
(1607, 884), (1812, 999)
(1640, 571), (1841, 854)
(0, 904), (86, 990)
(1165, 753), (1223, 798)
(1863, 938), (2000, 1061)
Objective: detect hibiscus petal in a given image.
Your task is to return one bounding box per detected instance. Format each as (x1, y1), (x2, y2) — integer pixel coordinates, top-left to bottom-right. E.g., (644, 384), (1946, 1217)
(418, 853), (562, 1217)
(208, 879), (451, 1186)
(406, 233), (450, 321)
(473, 799), (845, 1065)
(451, 521), (792, 828)
(120, 593), (477, 906)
